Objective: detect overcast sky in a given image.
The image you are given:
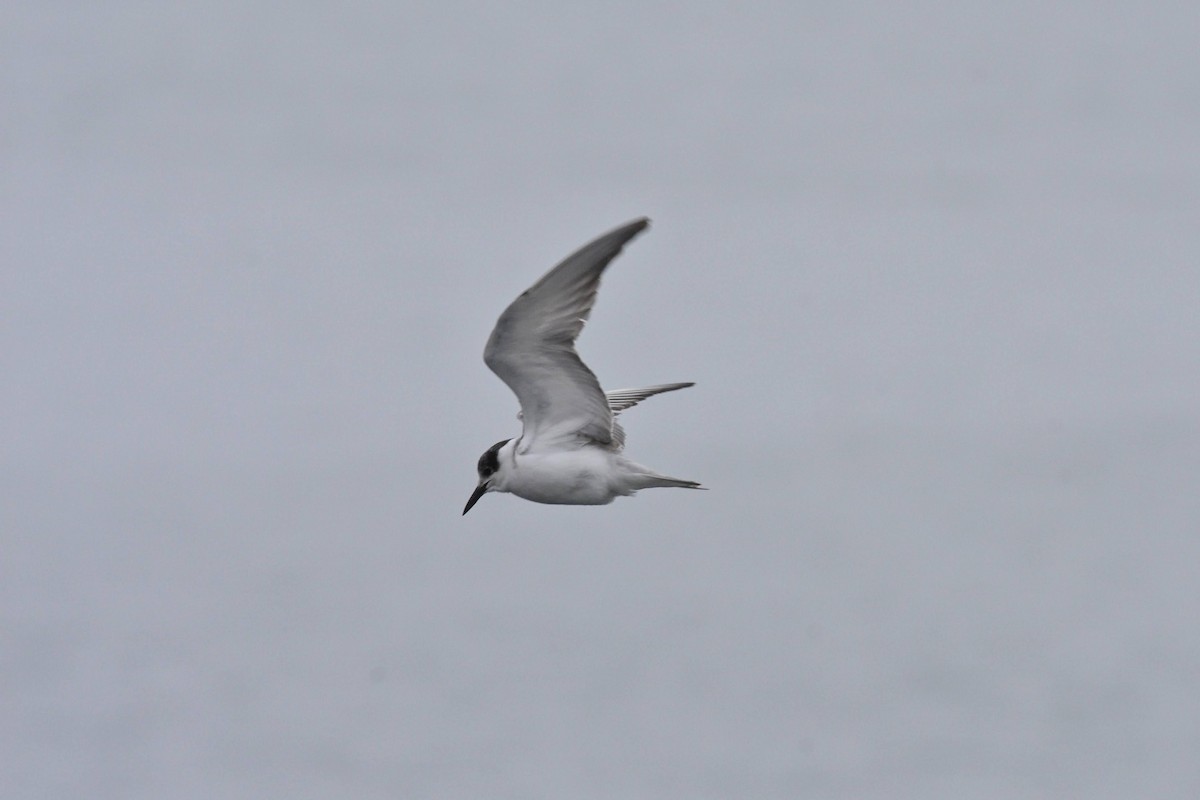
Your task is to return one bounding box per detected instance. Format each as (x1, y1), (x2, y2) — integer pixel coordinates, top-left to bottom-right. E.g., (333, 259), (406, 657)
(3, 3), (1199, 798)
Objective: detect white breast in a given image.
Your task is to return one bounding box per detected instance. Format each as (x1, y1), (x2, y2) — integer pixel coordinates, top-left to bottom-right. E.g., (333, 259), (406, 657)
(501, 447), (628, 505)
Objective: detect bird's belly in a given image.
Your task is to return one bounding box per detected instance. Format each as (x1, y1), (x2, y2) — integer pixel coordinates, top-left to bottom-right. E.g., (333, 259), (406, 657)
(506, 452), (623, 505)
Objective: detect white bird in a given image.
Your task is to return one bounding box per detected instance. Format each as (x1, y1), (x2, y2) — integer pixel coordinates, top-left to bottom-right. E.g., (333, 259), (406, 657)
(463, 218), (703, 514)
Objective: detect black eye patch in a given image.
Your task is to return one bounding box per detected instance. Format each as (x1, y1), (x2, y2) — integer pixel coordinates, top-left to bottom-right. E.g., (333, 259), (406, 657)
(478, 438), (511, 476)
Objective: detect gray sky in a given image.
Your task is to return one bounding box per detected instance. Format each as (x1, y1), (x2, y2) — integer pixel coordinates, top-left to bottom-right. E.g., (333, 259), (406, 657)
(3, 3), (1199, 798)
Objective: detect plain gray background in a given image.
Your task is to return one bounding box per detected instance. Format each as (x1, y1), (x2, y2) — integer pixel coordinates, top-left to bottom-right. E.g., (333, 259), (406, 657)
(3, 3), (1198, 797)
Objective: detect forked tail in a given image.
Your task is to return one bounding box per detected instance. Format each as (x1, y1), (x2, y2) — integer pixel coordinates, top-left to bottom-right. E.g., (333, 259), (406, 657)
(634, 473), (706, 491)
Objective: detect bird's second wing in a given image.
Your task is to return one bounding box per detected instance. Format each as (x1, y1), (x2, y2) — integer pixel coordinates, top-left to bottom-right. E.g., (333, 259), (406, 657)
(605, 382), (695, 413)
(484, 218), (650, 450)
(605, 382), (695, 450)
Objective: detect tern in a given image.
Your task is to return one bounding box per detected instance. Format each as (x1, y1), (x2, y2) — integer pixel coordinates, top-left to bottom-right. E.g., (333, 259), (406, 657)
(463, 218), (703, 514)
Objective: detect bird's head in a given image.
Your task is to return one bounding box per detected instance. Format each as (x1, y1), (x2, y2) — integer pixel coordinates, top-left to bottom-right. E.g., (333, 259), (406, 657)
(463, 438), (511, 515)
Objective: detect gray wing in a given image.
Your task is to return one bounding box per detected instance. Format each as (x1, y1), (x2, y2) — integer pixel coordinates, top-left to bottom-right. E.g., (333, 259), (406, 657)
(484, 218), (650, 451)
(606, 382), (695, 413)
(606, 382), (695, 450)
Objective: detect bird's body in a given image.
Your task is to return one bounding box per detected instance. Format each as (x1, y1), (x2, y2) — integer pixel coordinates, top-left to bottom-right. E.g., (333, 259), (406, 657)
(485, 438), (633, 505)
(463, 218), (702, 514)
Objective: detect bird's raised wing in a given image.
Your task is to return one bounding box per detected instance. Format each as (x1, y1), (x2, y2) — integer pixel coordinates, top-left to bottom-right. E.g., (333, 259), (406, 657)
(484, 218), (650, 451)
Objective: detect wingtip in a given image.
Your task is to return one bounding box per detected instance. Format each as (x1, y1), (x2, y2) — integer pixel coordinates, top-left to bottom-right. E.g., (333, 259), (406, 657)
(621, 217), (651, 235)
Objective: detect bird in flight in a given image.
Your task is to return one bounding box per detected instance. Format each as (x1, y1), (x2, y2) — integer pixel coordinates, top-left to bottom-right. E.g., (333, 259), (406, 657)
(463, 218), (703, 515)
